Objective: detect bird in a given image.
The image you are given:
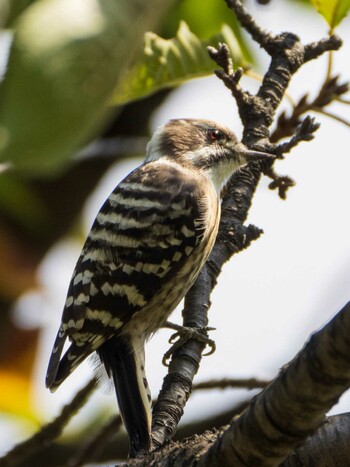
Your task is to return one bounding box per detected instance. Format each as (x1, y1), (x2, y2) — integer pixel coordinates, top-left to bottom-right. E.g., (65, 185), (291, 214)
(45, 118), (273, 457)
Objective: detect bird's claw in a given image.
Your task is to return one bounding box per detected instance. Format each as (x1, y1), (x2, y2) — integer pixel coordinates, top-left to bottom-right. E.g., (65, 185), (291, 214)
(162, 322), (216, 367)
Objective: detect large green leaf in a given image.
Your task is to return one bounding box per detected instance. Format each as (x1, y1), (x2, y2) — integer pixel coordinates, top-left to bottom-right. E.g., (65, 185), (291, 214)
(162, 0), (253, 62)
(0, 0), (173, 174)
(310, 0), (350, 28)
(114, 21), (247, 105)
(0, 0), (37, 27)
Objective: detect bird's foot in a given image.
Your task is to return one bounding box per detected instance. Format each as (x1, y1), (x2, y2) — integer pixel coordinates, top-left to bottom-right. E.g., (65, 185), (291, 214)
(162, 321), (216, 366)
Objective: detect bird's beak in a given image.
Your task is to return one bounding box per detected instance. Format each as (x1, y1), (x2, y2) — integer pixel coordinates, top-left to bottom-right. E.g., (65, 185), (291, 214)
(242, 147), (275, 162)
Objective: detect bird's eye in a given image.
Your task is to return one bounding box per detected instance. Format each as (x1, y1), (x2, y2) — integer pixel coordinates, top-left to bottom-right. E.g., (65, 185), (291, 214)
(207, 128), (225, 143)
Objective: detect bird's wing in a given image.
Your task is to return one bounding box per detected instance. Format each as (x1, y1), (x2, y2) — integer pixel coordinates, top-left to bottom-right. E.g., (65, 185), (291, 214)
(46, 161), (209, 390)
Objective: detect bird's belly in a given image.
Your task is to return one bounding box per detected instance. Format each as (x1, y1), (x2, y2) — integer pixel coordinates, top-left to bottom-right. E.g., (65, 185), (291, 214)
(123, 240), (213, 339)
(122, 192), (220, 339)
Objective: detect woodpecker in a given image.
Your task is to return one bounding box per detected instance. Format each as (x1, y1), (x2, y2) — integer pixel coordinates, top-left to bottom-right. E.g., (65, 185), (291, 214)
(46, 119), (272, 457)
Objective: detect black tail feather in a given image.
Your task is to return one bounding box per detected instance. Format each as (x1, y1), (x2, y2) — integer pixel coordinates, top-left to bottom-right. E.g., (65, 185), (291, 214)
(45, 326), (67, 390)
(98, 334), (151, 457)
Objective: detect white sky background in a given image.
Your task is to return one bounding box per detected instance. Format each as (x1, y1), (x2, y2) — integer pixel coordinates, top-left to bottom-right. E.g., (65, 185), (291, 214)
(4, 0), (350, 456)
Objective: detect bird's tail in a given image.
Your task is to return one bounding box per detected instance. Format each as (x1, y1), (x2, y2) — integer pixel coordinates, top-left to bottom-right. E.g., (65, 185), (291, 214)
(98, 333), (152, 458)
(46, 326), (94, 392)
(45, 325), (68, 391)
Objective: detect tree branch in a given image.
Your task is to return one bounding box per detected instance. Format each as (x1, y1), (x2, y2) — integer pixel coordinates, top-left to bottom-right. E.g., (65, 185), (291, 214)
(0, 379), (97, 467)
(271, 76), (349, 143)
(122, 301), (350, 466)
(281, 413), (350, 466)
(151, 0), (343, 451)
(192, 377), (269, 391)
(199, 301), (350, 466)
(67, 415), (123, 467)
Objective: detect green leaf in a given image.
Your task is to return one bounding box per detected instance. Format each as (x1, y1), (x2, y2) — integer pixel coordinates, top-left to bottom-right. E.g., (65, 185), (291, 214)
(0, 0), (173, 174)
(0, 0), (37, 27)
(162, 0), (253, 63)
(114, 21), (247, 106)
(310, 0), (350, 28)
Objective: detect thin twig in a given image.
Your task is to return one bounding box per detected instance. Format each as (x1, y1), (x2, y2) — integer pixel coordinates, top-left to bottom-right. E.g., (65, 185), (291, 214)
(264, 166), (296, 200)
(0, 378), (97, 467)
(271, 76), (348, 143)
(192, 377), (270, 391)
(313, 108), (350, 128)
(326, 50), (333, 82)
(225, 0), (271, 47)
(67, 415), (123, 467)
(336, 97), (350, 105)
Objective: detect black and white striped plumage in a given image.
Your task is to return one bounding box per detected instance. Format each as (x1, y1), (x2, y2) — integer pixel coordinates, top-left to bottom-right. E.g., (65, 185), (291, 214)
(46, 119), (272, 457)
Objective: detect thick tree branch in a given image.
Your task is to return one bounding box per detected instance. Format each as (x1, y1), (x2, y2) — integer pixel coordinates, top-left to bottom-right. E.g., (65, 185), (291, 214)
(281, 413), (350, 467)
(123, 301), (350, 466)
(199, 301), (350, 466)
(7, 402), (252, 466)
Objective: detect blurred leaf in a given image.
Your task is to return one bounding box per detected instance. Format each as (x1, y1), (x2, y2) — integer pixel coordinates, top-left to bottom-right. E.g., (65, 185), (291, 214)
(310, 0), (350, 28)
(0, 92), (166, 304)
(0, 0), (37, 27)
(0, 0), (173, 175)
(114, 21), (247, 105)
(161, 0), (253, 63)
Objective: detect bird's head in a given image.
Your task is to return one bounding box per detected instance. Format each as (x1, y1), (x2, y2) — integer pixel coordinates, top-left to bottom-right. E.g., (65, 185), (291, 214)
(145, 119), (273, 192)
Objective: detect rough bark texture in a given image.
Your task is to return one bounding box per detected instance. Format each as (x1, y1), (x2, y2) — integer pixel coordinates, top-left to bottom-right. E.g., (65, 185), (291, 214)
(122, 302), (350, 466)
(281, 414), (350, 467)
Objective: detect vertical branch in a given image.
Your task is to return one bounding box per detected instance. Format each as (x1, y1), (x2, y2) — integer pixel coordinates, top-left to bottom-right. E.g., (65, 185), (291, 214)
(151, 0), (342, 449)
